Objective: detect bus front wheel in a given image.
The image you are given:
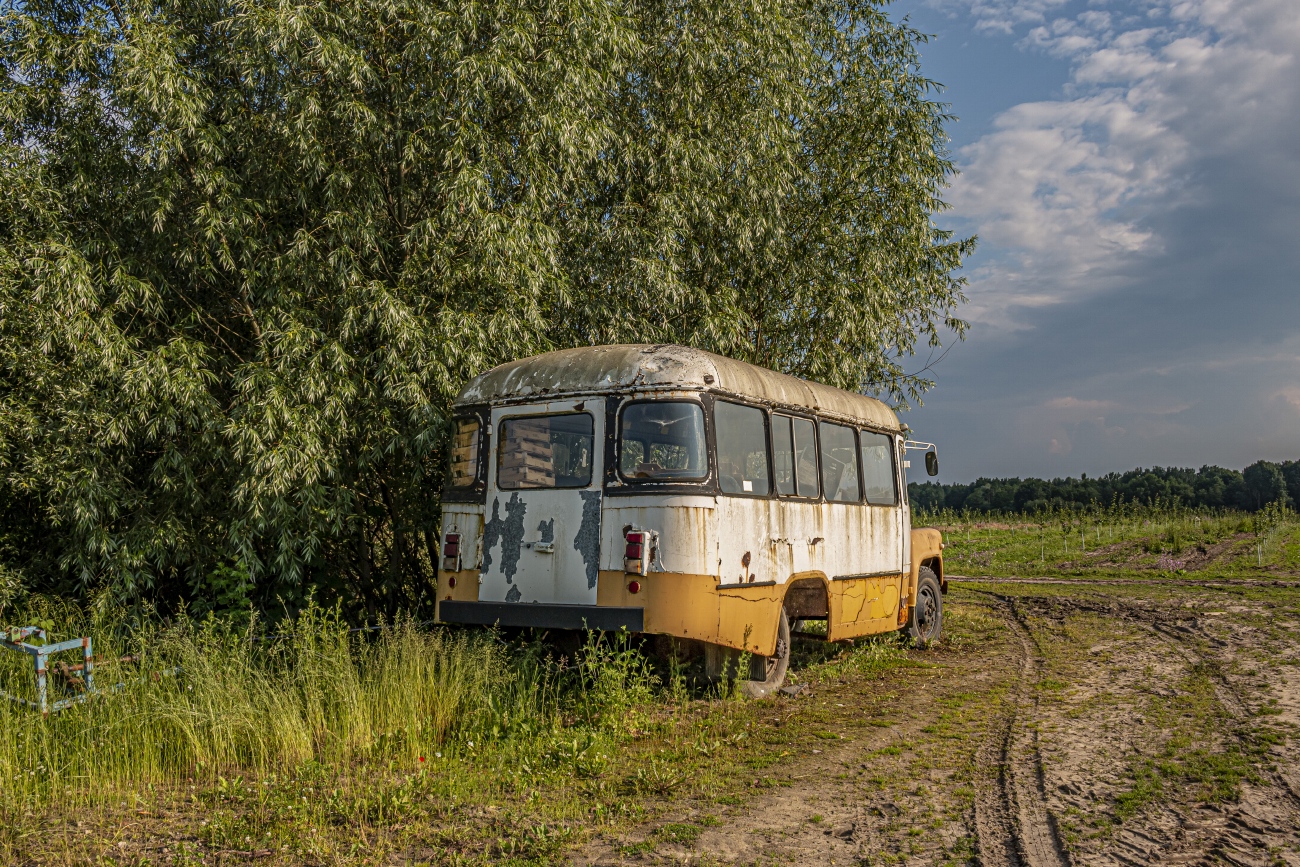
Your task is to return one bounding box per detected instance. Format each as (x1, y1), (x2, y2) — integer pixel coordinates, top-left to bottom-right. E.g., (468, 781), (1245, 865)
(908, 567), (943, 648)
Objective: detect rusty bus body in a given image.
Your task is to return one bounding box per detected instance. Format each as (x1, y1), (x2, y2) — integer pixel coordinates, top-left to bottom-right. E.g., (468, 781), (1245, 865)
(435, 344), (944, 695)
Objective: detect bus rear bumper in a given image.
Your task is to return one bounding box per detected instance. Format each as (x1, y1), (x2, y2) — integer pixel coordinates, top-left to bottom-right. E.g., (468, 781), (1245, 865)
(438, 601), (644, 632)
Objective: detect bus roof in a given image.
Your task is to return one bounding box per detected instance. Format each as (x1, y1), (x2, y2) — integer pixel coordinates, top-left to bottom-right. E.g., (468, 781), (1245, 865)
(455, 344), (902, 432)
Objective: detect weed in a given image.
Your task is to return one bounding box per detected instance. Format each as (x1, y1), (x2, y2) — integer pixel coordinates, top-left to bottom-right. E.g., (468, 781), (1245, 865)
(656, 822), (702, 846)
(624, 760), (684, 797)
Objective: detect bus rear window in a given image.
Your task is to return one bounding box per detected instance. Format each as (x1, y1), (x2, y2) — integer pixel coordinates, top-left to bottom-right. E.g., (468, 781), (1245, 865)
(449, 417), (481, 487)
(619, 401), (708, 481)
(498, 414), (594, 489)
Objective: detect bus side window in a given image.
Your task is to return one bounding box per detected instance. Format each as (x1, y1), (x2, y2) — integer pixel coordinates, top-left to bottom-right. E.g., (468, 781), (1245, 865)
(772, 415), (796, 496)
(715, 401), (770, 494)
(819, 421), (861, 502)
(860, 430), (898, 505)
(792, 417), (819, 498)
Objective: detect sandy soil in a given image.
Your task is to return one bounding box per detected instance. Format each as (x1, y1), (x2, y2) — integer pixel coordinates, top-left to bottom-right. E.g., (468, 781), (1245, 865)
(574, 582), (1300, 867)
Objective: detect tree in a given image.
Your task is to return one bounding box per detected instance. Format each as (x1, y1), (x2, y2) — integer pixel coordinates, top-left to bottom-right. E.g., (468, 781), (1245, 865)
(907, 463), (1293, 515)
(1, 0), (971, 610)
(1241, 461), (1287, 512)
(1281, 461), (1300, 509)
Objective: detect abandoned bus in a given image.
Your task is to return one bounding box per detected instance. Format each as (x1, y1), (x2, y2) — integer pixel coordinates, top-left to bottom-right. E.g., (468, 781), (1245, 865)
(435, 344), (945, 696)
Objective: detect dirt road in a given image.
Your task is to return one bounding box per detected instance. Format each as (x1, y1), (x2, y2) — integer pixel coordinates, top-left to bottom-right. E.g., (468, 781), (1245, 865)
(577, 580), (1300, 866)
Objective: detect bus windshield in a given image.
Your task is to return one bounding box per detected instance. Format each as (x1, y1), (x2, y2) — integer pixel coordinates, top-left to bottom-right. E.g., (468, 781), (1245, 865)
(618, 401), (708, 481)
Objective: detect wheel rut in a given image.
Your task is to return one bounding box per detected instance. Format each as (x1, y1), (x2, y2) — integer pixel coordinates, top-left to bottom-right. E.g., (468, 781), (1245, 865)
(983, 589), (1300, 867)
(1136, 615), (1300, 867)
(971, 593), (1071, 867)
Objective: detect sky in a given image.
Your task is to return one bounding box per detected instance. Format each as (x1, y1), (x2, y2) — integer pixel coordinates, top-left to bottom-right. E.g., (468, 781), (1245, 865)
(884, 0), (1300, 483)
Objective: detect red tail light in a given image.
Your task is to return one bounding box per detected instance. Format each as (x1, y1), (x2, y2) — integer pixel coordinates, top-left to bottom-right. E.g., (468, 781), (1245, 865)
(442, 533), (462, 572)
(624, 530), (651, 575)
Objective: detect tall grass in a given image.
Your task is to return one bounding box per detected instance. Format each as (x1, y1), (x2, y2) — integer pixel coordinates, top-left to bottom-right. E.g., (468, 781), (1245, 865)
(0, 599), (568, 816)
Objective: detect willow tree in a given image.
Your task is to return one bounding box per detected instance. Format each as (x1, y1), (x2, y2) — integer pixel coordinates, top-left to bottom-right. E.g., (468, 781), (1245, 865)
(0, 0), (972, 612)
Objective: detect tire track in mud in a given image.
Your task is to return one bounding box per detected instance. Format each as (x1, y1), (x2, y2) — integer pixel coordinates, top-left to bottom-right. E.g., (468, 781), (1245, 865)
(1132, 610), (1300, 867)
(987, 589), (1300, 867)
(969, 594), (1071, 867)
(951, 576), (1300, 589)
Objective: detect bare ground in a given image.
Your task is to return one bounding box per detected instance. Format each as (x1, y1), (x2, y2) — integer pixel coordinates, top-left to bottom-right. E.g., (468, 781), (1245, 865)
(574, 581), (1300, 867)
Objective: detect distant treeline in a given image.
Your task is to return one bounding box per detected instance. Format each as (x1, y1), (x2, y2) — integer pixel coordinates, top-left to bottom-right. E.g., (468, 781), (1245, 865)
(908, 461), (1300, 515)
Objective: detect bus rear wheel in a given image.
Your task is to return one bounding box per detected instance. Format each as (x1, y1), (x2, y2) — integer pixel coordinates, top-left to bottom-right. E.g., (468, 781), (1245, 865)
(908, 566), (943, 648)
(743, 608), (791, 699)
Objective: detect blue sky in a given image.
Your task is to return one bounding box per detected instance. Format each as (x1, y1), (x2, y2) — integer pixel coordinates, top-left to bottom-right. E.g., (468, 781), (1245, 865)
(886, 0), (1300, 483)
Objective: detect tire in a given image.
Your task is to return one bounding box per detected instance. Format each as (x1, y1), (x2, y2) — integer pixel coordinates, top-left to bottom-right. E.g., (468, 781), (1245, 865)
(742, 608), (791, 699)
(907, 567), (943, 648)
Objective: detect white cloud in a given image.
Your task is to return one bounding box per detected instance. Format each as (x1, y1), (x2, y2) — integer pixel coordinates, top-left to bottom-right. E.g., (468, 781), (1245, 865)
(942, 0), (1074, 34)
(944, 0), (1300, 331)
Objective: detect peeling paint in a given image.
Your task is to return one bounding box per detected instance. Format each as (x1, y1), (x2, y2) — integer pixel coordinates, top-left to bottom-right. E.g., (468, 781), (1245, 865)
(456, 345), (901, 432)
(538, 518), (555, 544)
(574, 491), (602, 589)
(505, 585), (522, 603)
(482, 493), (527, 584)
(481, 498), (502, 574)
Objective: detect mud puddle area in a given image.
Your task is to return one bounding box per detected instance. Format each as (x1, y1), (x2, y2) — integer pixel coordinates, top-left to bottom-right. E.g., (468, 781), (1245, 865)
(575, 581), (1300, 866)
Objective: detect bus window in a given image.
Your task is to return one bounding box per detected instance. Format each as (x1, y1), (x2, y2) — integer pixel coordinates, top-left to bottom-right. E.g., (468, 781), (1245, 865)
(618, 401), (708, 480)
(792, 417), (819, 498)
(773, 414), (819, 497)
(715, 401), (770, 494)
(772, 415), (795, 495)
(860, 431), (898, 505)
(819, 422), (861, 502)
(498, 413), (594, 489)
(449, 417), (481, 488)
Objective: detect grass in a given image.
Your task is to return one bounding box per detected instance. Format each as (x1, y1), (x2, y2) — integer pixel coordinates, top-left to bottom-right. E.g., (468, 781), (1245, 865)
(915, 503), (1300, 578)
(6, 528), (1291, 864)
(0, 599), (573, 816)
(0, 596), (916, 864)
(1113, 661), (1263, 819)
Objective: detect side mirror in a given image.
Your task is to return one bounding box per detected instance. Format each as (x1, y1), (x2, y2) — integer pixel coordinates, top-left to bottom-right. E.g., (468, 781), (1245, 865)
(925, 450), (939, 477)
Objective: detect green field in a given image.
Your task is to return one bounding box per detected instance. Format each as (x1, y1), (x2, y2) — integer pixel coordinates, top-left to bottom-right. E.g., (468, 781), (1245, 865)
(919, 502), (1300, 579)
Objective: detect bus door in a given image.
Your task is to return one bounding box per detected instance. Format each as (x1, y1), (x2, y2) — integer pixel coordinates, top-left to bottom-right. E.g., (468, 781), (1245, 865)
(860, 430), (906, 606)
(479, 404), (603, 606)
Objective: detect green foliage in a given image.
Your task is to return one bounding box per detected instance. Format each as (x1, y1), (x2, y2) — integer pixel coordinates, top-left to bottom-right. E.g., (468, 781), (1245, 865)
(911, 460), (1299, 516)
(576, 629), (660, 730)
(1252, 499), (1291, 538)
(1, 0), (970, 609)
(190, 562), (253, 624)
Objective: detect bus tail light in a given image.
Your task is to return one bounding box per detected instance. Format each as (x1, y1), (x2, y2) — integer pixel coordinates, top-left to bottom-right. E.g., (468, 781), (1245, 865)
(624, 529), (655, 575)
(442, 533), (461, 572)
